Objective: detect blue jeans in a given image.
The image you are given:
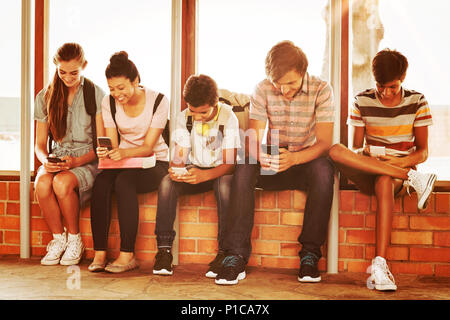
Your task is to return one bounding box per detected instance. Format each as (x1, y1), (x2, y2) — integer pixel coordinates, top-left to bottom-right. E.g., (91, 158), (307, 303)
(155, 171), (233, 250)
(223, 156), (335, 262)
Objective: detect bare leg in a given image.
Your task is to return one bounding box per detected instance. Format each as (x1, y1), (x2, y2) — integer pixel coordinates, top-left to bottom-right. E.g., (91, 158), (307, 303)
(374, 176), (394, 258)
(329, 144), (409, 180)
(52, 171), (80, 235)
(92, 250), (107, 264)
(34, 171), (65, 234)
(374, 176), (404, 258)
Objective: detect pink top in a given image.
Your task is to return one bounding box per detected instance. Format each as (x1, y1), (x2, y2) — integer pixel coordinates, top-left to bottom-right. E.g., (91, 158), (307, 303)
(101, 86), (169, 161)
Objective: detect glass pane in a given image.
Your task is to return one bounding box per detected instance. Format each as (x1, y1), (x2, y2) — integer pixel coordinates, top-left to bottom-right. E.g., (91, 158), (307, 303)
(48, 0), (171, 97)
(198, 0), (330, 95)
(0, 2), (21, 171)
(350, 0), (450, 180)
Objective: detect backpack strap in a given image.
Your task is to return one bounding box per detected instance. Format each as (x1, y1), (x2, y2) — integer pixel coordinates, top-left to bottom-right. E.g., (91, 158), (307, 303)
(109, 92), (169, 146)
(108, 94), (121, 144)
(82, 78), (98, 153)
(153, 93), (164, 113)
(152, 93), (170, 147)
(186, 115), (193, 134)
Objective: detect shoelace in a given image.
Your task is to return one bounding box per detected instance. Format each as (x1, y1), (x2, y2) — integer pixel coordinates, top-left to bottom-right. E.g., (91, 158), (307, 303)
(46, 239), (66, 257)
(209, 252), (226, 267)
(64, 238), (82, 258)
(373, 258), (395, 283)
(300, 253), (318, 266)
(222, 255), (240, 268)
(405, 171), (426, 196)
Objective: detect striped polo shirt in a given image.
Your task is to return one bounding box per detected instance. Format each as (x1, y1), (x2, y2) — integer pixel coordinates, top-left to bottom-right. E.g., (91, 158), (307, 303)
(250, 73), (334, 152)
(348, 88), (433, 156)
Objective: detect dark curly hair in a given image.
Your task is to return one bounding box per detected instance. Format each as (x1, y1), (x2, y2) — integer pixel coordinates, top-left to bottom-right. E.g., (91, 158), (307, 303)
(105, 51), (140, 83)
(183, 74), (218, 107)
(372, 49), (408, 84)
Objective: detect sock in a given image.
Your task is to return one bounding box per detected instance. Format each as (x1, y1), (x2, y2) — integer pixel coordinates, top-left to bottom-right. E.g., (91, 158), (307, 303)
(53, 233), (66, 241)
(68, 233), (81, 242)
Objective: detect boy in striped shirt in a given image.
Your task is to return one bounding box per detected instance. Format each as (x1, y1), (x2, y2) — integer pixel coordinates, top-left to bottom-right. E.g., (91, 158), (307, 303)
(329, 49), (437, 291)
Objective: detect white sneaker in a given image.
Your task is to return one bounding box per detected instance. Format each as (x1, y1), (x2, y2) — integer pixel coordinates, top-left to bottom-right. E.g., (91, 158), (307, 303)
(60, 233), (84, 265)
(367, 256), (397, 291)
(41, 232), (67, 266)
(405, 170), (437, 210)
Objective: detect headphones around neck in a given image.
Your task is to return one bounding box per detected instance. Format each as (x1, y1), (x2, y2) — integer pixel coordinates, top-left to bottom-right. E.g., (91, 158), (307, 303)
(195, 105), (221, 136)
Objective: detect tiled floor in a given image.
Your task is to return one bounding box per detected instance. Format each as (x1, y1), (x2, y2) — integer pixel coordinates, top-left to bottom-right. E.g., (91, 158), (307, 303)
(0, 255), (449, 300)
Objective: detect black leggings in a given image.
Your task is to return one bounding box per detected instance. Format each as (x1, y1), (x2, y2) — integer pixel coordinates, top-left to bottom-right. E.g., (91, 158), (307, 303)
(90, 161), (169, 252)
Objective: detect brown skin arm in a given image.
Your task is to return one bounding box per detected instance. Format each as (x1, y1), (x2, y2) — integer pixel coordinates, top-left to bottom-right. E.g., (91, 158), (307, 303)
(377, 126), (429, 168)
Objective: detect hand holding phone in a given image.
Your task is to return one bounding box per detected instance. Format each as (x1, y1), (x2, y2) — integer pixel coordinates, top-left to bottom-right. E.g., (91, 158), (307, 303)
(369, 145), (386, 157)
(97, 137), (113, 151)
(47, 156), (65, 163)
(171, 167), (189, 176)
(261, 144), (279, 156)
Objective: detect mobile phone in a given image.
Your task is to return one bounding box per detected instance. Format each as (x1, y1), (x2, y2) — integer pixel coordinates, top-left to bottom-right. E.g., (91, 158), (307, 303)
(261, 144), (279, 156)
(369, 145), (386, 156)
(97, 136), (113, 150)
(47, 156), (65, 163)
(171, 167), (189, 176)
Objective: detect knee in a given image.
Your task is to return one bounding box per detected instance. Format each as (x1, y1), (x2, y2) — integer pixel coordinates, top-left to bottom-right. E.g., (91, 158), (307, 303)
(233, 164), (258, 188)
(310, 157), (335, 184)
(158, 174), (175, 197)
(216, 175), (232, 200)
(34, 175), (54, 200)
(375, 175), (394, 194)
(52, 174), (76, 199)
(328, 143), (347, 162)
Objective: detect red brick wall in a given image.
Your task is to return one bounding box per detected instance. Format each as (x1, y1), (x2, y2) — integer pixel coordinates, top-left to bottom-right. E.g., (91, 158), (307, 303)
(339, 190), (450, 277)
(1, 181), (449, 276)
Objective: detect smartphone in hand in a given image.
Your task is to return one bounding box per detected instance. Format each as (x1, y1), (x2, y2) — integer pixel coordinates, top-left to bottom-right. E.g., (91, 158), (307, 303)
(47, 156), (65, 163)
(97, 136), (113, 150)
(261, 144), (279, 156)
(171, 167), (189, 176)
(369, 145), (386, 156)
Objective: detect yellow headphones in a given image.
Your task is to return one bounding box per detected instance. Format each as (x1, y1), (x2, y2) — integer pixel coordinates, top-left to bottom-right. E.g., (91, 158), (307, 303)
(195, 105), (221, 136)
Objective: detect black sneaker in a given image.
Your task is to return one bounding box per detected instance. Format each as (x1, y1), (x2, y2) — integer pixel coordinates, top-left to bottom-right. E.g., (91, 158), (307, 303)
(205, 251), (227, 278)
(215, 255), (246, 285)
(298, 252), (321, 283)
(153, 248), (173, 275)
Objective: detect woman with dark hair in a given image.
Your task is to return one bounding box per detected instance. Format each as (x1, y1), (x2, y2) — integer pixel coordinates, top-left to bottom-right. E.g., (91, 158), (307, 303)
(34, 42), (105, 266)
(329, 49), (436, 291)
(89, 51), (169, 273)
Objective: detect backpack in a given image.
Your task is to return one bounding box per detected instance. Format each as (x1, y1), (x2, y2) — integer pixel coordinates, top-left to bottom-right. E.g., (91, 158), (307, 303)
(47, 78), (98, 154)
(185, 88), (250, 135)
(218, 88), (250, 131)
(109, 92), (170, 147)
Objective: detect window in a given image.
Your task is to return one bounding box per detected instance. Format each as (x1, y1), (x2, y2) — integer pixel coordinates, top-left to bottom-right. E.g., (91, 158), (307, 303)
(198, 0), (330, 95)
(350, 0), (450, 181)
(0, 2), (24, 171)
(48, 0), (172, 97)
